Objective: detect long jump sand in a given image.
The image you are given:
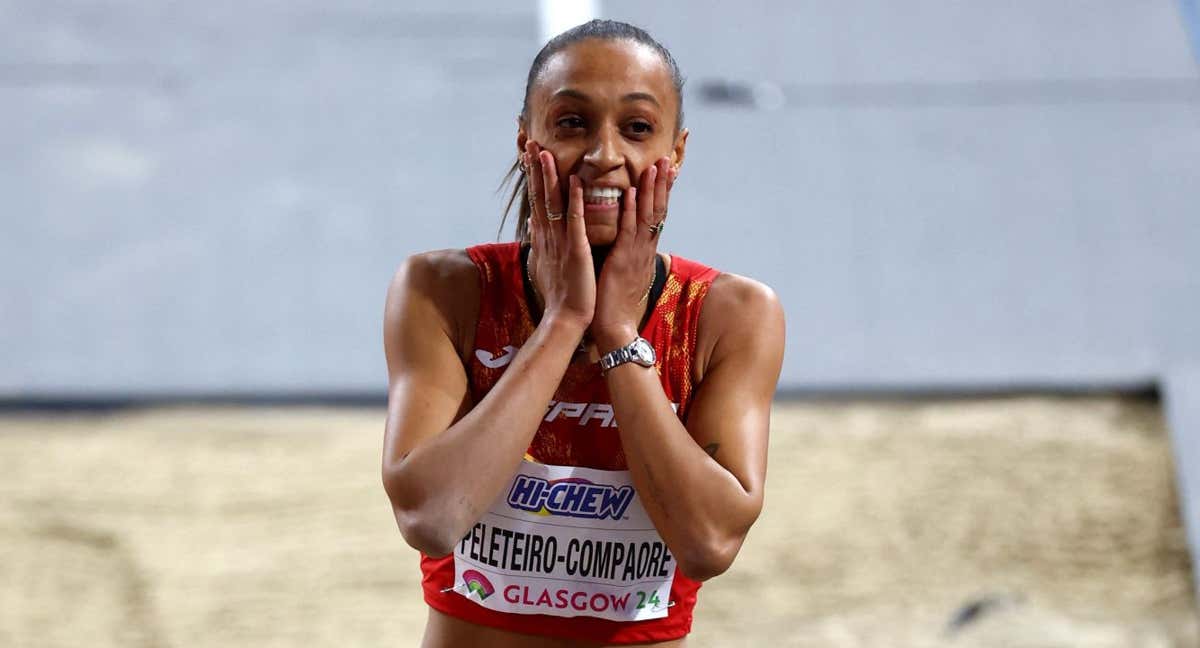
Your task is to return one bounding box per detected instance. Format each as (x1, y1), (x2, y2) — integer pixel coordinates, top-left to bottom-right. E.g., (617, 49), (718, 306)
(0, 396), (1194, 647)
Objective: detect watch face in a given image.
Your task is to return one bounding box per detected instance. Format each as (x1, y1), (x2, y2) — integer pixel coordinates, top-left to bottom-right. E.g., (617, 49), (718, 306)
(632, 338), (656, 366)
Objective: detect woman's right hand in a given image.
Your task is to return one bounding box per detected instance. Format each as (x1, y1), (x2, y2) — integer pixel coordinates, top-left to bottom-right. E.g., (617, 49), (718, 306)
(524, 140), (595, 331)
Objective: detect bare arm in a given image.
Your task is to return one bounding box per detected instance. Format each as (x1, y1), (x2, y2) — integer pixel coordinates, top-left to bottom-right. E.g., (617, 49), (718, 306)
(382, 143), (595, 557)
(589, 158), (785, 580)
(597, 276), (785, 581)
(380, 252), (585, 557)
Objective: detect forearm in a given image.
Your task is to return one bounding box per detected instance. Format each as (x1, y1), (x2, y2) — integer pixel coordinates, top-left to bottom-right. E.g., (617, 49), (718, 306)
(605, 363), (757, 580)
(385, 314), (584, 555)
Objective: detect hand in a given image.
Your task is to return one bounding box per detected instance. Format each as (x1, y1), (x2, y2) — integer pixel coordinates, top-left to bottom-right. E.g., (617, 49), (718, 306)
(524, 140), (595, 331)
(592, 157), (678, 352)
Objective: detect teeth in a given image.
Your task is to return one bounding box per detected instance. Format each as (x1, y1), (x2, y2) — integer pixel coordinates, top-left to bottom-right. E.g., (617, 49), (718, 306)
(583, 187), (622, 204)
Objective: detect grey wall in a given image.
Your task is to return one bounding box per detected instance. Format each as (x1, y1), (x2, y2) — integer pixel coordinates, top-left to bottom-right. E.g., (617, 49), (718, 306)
(4, 1), (1198, 396)
(623, 0), (1200, 391)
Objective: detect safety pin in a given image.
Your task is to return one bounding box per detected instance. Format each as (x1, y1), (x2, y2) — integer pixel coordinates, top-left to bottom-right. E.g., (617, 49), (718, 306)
(651, 600), (676, 612)
(440, 583), (467, 594)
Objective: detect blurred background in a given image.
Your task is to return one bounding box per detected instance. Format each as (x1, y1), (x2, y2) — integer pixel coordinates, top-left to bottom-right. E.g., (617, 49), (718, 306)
(2, 1), (1199, 646)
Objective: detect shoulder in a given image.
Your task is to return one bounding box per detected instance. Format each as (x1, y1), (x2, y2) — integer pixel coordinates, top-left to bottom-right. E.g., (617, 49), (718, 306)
(390, 248), (478, 293)
(694, 271), (785, 378)
(662, 253), (780, 321)
(706, 272), (781, 317)
(386, 248), (482, 352)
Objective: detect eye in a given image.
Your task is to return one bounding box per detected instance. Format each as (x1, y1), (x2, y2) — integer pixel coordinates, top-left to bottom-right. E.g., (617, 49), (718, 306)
(626, 121), (654, 136)
(556, 116), (585, 129)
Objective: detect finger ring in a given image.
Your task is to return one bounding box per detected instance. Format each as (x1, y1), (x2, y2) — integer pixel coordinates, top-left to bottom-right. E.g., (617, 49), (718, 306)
(547, 210), (564, 221)
(649, 221), (665, 236)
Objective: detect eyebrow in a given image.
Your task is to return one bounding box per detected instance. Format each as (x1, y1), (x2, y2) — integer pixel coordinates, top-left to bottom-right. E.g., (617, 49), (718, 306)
(551, 88), (661, 108)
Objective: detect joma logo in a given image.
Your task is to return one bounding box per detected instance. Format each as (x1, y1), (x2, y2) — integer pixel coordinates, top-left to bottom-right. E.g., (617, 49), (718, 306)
(475, 345), (518, 369)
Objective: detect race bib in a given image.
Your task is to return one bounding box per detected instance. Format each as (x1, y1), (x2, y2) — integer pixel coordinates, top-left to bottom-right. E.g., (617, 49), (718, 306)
(452, 460), (676, 621)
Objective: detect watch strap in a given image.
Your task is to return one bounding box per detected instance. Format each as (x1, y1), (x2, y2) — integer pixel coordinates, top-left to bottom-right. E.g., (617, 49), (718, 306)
(599, 337), (655, 373)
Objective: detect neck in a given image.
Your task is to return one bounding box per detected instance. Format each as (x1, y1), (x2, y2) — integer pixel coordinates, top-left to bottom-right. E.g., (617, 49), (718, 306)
(525, 243), (614, 283)
(524, 244), (656, 344)
(589, 244), (612, 281)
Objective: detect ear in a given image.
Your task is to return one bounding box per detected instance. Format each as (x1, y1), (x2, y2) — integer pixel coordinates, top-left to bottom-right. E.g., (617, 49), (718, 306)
(516, 117), (529, 155)
(671, 128), (689, 173)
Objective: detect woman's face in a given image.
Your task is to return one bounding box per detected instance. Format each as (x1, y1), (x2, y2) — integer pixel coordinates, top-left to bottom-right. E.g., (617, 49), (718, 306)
(519, 38), (688, 246)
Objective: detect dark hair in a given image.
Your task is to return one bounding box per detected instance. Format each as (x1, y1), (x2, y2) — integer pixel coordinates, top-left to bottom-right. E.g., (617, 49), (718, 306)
(499, 19), (686, 242)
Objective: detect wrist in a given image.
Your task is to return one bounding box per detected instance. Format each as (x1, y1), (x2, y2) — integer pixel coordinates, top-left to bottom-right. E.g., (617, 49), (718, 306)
(541, 310), (591, 340)
(592, 325), (640, 354)
(597, 334), (656, 375)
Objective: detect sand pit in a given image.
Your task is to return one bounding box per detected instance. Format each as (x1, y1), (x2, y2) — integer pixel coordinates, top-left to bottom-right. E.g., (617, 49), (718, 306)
(0, 396), (1194, 647)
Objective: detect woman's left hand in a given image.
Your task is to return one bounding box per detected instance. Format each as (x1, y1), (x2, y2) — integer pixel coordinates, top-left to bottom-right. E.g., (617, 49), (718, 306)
(592, 157), (677, 352)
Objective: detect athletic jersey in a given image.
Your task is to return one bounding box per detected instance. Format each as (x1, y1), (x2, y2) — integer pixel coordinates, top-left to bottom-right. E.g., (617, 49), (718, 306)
(420, 241), (721, 644)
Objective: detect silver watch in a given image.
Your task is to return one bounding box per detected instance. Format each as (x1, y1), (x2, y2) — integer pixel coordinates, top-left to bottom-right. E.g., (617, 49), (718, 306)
(599, 337), (656, 373)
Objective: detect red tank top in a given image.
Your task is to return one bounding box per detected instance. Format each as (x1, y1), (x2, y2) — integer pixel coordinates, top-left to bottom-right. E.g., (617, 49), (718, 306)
(420, 242), (721, 644)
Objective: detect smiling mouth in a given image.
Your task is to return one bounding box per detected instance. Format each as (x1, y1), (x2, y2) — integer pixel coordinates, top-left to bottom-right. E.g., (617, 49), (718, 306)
(583, 186), (623, 207)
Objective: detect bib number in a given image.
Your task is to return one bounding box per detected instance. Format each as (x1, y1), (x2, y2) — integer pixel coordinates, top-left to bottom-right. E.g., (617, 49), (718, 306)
(451, 460), (676, 621)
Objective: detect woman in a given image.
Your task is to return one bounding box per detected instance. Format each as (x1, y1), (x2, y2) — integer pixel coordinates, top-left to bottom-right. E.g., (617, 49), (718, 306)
(382, 20), (785, 647)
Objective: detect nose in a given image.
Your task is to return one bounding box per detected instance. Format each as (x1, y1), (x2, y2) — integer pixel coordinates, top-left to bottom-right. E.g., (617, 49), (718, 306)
(581, 124), (624, 174)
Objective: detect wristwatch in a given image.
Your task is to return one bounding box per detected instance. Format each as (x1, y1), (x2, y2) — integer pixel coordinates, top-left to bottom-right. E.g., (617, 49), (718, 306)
(599, 337), (657, 374)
